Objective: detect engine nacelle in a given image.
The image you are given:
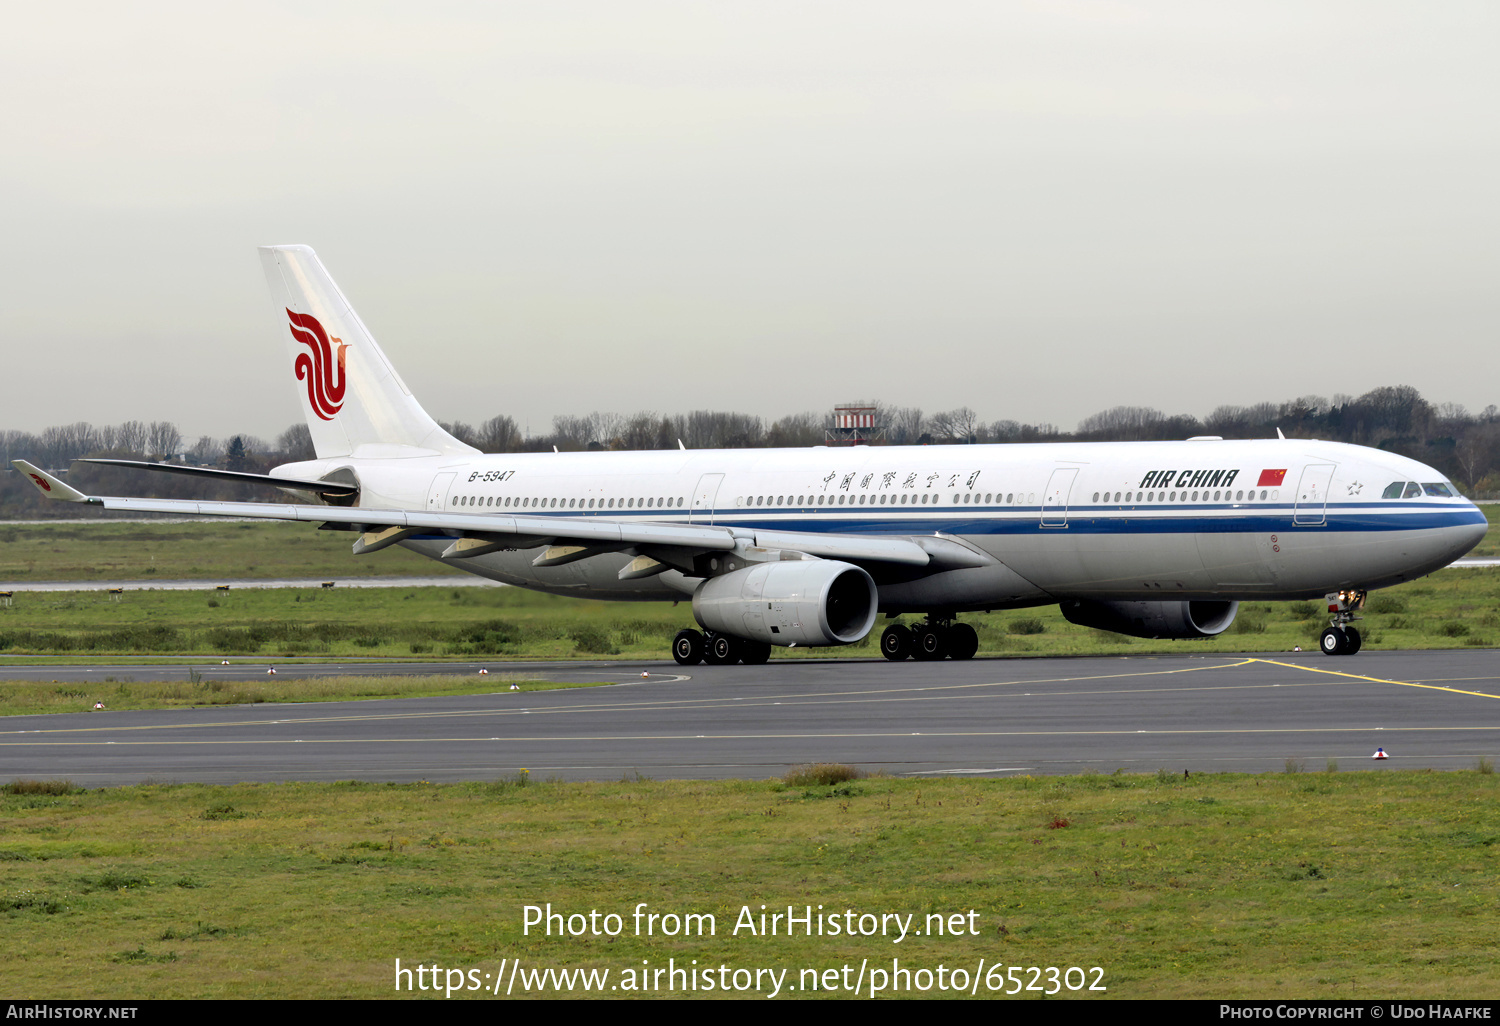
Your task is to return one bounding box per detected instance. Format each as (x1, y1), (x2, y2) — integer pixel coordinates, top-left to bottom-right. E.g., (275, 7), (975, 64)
(693, 560), (877, 647)
(1060, 599), (1239, 639)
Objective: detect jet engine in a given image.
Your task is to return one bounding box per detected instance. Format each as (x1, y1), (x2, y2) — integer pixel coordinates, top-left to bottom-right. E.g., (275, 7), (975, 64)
(1060, 599), (1239, 639)
(692, 560), (878, 647)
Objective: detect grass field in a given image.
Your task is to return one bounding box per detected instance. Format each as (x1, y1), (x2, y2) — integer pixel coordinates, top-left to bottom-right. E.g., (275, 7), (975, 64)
(0, 566), (1496, 664)
(1467, 502), (1500, 557)
(0, 674), (600, 717)
(0, 519), (464, 582)
(2, 770), (1497, 999)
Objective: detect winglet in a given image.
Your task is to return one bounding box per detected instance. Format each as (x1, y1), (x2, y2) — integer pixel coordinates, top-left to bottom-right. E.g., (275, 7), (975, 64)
(12, 461), (95, 503)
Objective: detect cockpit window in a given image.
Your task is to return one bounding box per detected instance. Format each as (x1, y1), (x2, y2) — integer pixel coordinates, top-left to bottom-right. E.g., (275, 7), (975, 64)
(1422, 482), (1454, 498)
(1382, 482), (1405, 499)
(1402, 482), (1423, 499)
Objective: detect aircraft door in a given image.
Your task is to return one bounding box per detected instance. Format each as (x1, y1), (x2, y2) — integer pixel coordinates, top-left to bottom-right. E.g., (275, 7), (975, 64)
(690, 473), (725, 524)
(1040, 468), (1079, 527)
(1293, 464), (1335, 526)
(428, 472), (457, 511)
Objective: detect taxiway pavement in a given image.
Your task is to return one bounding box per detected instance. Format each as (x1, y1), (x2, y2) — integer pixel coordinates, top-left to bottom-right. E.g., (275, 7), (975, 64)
(1, 651), (1497, 785)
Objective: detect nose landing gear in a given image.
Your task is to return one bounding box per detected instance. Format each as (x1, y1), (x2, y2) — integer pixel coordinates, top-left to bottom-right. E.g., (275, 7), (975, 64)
(1319, 590), (1366, 656)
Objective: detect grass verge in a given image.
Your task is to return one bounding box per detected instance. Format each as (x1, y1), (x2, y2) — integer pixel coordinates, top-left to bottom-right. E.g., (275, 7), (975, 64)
(0, 519), (464, 582)
(1, 566), (1499, 660)
(0, 675), (601, 716)
(0, 771), (1496, 998)
(0, 510), (1497, 660)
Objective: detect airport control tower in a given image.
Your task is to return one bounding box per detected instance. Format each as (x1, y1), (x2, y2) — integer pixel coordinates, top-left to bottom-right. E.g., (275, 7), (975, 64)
(825, 403), (885, 446)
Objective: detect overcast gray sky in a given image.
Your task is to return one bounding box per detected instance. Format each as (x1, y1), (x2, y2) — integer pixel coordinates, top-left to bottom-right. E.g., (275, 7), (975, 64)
(2, 1), (1496, 442)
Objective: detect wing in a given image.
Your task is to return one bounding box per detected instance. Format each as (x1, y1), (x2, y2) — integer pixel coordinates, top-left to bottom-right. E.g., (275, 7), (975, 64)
(12, 461), (974, 574)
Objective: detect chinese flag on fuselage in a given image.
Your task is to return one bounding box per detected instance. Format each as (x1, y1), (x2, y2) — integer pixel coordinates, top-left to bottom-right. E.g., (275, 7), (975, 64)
(1257, 469), (1288, 487)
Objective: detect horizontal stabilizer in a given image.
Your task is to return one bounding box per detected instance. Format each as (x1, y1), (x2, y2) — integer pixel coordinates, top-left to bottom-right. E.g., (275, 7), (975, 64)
(76, 459), (359, 498)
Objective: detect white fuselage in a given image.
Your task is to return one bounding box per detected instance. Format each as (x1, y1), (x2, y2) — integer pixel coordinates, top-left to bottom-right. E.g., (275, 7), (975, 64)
(278, 437), (1487, 612)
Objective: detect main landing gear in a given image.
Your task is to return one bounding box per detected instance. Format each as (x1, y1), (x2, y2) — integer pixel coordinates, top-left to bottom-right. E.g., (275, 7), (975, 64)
(880, 617), (978, 662)
(1319, 589), (1367, 657)
(672, 629), (771, 666)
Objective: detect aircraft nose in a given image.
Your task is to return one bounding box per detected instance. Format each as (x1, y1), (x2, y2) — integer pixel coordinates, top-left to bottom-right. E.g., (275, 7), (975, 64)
(1449, 511), (1489, 561)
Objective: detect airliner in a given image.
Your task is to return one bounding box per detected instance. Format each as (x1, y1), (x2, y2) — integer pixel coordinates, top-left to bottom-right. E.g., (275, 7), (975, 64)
(14, 246), (1488, 663)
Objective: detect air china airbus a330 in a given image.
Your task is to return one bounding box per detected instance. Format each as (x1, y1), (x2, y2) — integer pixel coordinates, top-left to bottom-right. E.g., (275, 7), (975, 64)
(15, 246), (1488, 663)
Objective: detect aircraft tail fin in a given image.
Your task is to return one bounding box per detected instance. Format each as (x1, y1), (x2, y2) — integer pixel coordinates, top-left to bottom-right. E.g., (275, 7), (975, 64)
(13, 461), (92, 503)
(259, 245), (477, 460)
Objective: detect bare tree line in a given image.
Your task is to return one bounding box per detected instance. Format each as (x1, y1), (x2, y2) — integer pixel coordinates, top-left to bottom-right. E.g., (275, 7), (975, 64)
(443, 386), (1500, 496)
(5, 383), (1500, 519)
(438, 403), (1059, 455)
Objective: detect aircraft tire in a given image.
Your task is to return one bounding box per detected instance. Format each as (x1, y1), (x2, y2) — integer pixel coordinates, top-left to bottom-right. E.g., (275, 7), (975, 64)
(740, 640), (772, 665)
(912, 625), (948, 661)
(947, 623), (979, 660)
(1344, 626), (1362, 654)
(1319, 627), (1348, 656)
(880, 624), (912, 661)
(672, 629), (704, 666)
(705, 633), (740, 665)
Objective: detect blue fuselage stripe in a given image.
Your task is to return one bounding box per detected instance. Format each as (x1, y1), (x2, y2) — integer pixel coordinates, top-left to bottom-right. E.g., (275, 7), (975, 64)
(417, 504), (1483, 538)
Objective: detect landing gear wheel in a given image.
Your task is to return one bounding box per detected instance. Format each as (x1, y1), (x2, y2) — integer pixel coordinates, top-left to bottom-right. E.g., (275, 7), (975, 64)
(705, 633), (740, 665)
(947, 623), (979, 661)
(1319, 627), (1348, 656)
(912, 625), (949, 661)
(672, 629), (704, 666)
(740, 640), (772, 665)
(880, 624), (913, 661)
(1322, 591), (1367, 656)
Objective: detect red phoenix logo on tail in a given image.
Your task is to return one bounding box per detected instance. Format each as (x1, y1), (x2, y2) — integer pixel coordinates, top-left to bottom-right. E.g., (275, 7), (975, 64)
(286, 309), (348, 421)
